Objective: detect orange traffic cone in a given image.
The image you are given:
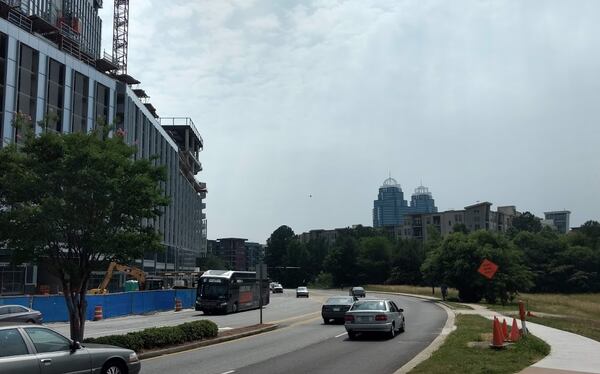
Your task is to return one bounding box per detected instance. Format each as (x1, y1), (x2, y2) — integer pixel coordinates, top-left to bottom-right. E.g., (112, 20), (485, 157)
(93, 305), (103, 321)
(502, 319), (509, 341)
(490, 317), (506, 349)
(510, 318), (521, 342)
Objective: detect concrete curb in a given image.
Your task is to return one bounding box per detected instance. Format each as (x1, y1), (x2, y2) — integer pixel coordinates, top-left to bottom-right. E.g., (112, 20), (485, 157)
(138, 324), (279, 360)
(394, 302), (456, 374)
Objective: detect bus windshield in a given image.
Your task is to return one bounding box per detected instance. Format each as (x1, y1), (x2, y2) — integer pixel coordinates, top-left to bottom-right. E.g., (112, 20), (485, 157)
(199, 278), (229, 300)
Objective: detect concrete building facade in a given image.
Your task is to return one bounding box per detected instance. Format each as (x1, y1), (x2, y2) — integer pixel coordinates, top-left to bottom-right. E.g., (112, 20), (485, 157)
(0, 1), (207, 294)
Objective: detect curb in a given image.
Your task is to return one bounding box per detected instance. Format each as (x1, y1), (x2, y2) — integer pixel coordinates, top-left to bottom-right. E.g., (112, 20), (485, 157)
(138, 324), (279, 360)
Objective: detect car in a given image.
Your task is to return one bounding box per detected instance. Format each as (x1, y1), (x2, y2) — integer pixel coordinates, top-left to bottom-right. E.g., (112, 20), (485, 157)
(273, 283), (284, 293)
(269, 282), (277, 291)
(344, 299), (405, 339)
(296, 286), (309, 298)
(322, 296), (356, 324)
(349, 286), (366, 298)
(0, 305), (42, 324)
(0, 324), (141, 374)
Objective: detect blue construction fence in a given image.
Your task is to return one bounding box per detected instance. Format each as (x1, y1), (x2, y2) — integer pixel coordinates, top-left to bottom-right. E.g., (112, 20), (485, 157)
(0, 289), (196, 323)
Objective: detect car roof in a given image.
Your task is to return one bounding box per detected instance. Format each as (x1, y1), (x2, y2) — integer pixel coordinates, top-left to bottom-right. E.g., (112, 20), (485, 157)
(0, 305), (30, 308)
(325, 296), (354, 303)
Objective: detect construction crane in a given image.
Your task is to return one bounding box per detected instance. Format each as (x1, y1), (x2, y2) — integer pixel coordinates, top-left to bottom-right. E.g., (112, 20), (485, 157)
(113, 0), (129, 75)
(89, 262), (146, 294)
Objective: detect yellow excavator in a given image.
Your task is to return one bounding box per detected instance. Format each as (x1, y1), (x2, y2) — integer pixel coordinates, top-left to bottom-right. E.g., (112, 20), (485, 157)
(88, 262), (147, 295)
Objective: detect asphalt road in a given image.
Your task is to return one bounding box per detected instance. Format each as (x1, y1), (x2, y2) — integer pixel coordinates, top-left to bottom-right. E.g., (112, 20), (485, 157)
(50, 289), (330, 338)
(141, 291), (447, 374)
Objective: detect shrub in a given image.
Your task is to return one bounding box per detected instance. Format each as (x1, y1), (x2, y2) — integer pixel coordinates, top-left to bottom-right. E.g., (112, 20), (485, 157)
(83, 320), (218, 352)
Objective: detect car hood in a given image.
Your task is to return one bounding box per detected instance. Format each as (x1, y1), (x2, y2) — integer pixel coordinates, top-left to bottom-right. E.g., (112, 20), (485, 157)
(82, 343), (132, 352)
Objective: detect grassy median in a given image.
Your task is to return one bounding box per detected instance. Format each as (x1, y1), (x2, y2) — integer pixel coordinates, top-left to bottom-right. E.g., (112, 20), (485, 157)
(410, 315), (549, 374)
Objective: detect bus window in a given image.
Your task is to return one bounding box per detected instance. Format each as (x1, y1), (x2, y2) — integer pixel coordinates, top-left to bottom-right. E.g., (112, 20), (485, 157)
(200, 278), (229, 300)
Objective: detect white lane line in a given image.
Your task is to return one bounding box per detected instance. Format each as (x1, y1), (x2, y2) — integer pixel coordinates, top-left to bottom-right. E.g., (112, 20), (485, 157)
(335, 332), (348, 338)
(220, 371), (235, 374)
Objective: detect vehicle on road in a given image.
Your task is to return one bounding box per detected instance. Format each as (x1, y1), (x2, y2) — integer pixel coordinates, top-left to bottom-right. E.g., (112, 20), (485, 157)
(0, 324), (140, 374)
(273, 283), (284, 293)
(196, 270), (270, 314)
(344, 299), (405, 339)
(349, 286), (366, 298)
(296, 287), (309, 298)
(322, 296), (356, 324)
(0, 305), (42, 324)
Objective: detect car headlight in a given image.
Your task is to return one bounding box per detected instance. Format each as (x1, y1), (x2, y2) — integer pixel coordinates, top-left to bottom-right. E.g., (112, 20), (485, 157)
(129, 352), (139, 362)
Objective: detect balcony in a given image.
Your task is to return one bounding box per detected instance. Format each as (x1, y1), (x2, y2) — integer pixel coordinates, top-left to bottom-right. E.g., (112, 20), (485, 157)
(160, 117), (203, 150)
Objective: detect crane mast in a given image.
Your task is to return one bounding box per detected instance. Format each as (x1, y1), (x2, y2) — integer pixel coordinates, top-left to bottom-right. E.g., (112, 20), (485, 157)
(113, 0), (129, 75)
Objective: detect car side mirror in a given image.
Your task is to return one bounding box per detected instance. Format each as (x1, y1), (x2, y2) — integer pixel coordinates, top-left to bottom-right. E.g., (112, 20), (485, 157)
(399, 308), (404, 312)
(70, 341), (81, 351)
(353, 296), (358, 301)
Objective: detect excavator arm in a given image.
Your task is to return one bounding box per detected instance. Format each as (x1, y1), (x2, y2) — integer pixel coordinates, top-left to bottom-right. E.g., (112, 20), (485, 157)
(88, 262), (147, 294)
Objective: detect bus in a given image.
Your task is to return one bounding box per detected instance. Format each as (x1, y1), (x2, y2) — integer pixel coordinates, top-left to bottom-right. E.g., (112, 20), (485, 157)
(196, 270), (270, 314)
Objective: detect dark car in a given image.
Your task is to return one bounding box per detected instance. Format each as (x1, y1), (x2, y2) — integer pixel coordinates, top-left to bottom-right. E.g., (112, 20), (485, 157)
(349, 286), (366, 298)
(322, 296), (356, 324)
(0, 305), (42, 324)
(0, 324), (141, 374)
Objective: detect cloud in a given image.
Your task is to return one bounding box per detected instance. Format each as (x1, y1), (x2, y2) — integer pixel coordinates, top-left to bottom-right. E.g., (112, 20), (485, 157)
(99, 0), (600, 241)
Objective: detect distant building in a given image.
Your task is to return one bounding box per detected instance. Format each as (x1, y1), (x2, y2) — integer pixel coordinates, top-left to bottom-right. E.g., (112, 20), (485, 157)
(206, 238), (265, 271)
(410, 185), (438, 214)
(544, 211), (571, 234)
(245, 242), (265, 271)
(399, 202), (518, 241)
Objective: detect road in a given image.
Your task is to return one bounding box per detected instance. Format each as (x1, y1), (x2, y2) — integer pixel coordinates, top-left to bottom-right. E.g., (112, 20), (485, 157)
(50, 289), (331, 338)
(141, 290), (447, 374)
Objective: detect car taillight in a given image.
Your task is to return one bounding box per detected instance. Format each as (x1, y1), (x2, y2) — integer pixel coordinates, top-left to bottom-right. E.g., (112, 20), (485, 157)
(345, 315), (354, 322)
(375, 314), (387, 321)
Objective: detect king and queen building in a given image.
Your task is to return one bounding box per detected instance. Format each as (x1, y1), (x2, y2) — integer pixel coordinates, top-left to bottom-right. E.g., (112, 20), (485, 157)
(0, 0), (207, 294)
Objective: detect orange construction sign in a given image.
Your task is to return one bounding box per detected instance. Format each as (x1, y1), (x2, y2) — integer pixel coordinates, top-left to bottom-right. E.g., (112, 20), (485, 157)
(478, 259), (499, 279)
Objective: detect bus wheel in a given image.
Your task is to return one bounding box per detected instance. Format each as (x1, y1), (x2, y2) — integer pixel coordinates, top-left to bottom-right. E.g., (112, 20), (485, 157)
(232, 303), (238, 313)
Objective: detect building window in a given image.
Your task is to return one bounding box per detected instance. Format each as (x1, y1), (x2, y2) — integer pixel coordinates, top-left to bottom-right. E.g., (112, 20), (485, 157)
(45, 59), (64, 132)
(16, 43), (38, 141)
(94, 82), (109, 126)
(0, 33), (6, 143)
(71, 71), (88, 133)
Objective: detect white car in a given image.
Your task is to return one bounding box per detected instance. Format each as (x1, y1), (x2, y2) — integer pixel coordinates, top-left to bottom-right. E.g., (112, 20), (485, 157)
(273, 284), (284, 293)
(296, 287), (309, 298)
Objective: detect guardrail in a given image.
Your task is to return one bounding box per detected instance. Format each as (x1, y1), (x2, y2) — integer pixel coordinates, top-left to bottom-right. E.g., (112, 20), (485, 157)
(0, 289), (196, 322)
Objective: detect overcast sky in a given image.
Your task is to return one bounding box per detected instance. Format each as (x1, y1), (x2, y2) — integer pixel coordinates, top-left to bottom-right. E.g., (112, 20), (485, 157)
(99, 0), (599, 243)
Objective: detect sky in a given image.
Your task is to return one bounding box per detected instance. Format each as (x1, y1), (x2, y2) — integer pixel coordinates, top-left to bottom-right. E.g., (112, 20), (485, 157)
(99, 0), (600, 243)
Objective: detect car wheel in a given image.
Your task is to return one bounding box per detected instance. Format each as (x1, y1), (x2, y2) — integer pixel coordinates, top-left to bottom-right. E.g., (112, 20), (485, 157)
(232, 303), (238, 313)
(26, 319), (36, 324)
(399, 320), (405, 333)
(388, 323), (396, 339)
(323, 318), (329, 325)
(102, 360), (125, 374)
(347, 331), (357, 340)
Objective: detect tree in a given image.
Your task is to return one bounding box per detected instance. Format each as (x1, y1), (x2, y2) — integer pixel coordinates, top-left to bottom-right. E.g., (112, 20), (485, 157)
(389, 239), (425, 285)
(323, 235), (359, 287)
(198, 255), (227, 271)
(425, 231), (533, 303)
(265, 225), (296, 284)
(452, 223), (469, 234)
(0, 121), (168, 341)
(510, 211), (542, 234)
(356, 237), (392, 284)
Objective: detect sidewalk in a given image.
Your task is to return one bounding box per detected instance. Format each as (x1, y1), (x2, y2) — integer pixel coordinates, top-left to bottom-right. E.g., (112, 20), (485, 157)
(457, 304), (600, 374)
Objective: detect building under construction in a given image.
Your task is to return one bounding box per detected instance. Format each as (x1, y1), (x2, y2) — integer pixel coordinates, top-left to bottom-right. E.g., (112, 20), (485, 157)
(0, 0), (208, 294)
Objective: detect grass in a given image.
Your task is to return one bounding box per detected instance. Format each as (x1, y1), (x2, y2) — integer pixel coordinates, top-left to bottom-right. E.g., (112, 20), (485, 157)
(410, 315), (550, 374)
(484, 293), (600, 342)
(365, 284), (472, 309)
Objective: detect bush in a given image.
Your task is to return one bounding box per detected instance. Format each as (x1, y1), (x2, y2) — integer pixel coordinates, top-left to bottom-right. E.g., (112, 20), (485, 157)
(83, 320), (218, 352)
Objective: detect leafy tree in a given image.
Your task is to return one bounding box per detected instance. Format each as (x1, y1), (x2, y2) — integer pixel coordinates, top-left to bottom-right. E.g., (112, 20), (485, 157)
(198, 255), (227, 271)
(265, 225), (295, 283)
(389, 239), (425, 285)
(425, 231), (533, 303)
(452, 223), (469, 234)
(356, 237), (392, 284)
(0, 121), (168, 341)
(323, 235), (359, 287)
(510, 211), (542, 234)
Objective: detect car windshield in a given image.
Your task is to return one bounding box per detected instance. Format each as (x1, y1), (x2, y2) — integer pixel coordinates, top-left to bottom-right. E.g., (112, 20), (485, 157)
(351, 301), (387, 311)
(297, 287), (307, 291)
(326, 297), (353, 304)
(353, 287), (364, 291)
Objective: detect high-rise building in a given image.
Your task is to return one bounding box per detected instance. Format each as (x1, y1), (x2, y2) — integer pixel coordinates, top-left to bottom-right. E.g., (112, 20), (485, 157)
(410, 185), (438, 214)
(373, 177), (412, 227)
(373, 176), (438, 227)
(0, 1), (207, 294)
(544, 211), (571, 234)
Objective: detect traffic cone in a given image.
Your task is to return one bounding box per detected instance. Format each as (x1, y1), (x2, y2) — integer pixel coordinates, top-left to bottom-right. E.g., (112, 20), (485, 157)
(93, 305), (103, 321)
(510, 318), (521, 342)
(502, 319), (509, 341)
(527, 310), (535, 317)
(175, 298), (182, 312)
(490, 317), (506, 349)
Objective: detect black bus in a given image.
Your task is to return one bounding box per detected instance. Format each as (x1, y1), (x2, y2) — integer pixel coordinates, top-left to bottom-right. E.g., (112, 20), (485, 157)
(196, 270), (270, 314)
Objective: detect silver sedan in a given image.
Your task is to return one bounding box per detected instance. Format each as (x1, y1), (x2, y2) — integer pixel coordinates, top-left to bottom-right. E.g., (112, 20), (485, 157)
(0, 324), (141, 374)
(344, 299), (405, 339)
(0, 305), (42, 324)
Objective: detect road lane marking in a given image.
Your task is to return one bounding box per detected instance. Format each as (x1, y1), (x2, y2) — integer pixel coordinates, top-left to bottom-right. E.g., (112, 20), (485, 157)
(335, 332), (347, 338)
(220, 371), (235, 374)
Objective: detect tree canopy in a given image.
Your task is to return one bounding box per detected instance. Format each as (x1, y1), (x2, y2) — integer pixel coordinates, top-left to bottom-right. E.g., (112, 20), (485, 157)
(0, 123), (168, 340)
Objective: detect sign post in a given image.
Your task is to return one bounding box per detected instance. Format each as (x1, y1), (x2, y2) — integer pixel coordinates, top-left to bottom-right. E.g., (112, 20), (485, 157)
(257, 261), (267, 325)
